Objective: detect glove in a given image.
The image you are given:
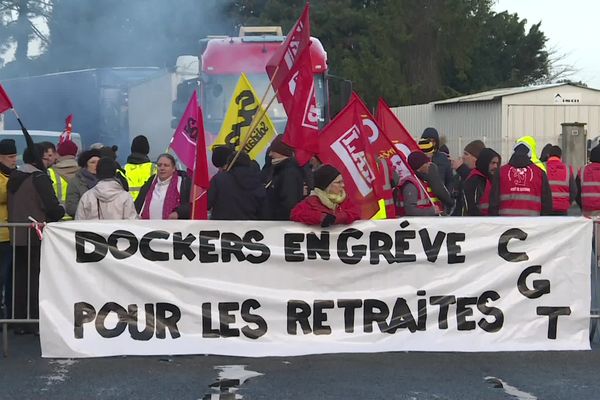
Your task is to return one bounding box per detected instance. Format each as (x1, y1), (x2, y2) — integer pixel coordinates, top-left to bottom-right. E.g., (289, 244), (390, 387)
(321, 213), (336, 228)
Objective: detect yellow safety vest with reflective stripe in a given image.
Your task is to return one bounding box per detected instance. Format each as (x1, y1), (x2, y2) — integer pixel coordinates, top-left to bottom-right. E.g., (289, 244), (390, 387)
(48, 167), (72, 220)
(124, 162), (156, 201)
(48, 168), (68, 204)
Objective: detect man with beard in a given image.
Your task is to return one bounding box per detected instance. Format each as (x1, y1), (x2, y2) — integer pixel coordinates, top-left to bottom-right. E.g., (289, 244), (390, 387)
(463, 148), (500, 216)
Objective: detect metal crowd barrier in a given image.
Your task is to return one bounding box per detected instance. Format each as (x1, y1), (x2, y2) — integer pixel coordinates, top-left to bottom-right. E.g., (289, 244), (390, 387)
(0, 223), (40, 357)
(0, 220), (599, 357)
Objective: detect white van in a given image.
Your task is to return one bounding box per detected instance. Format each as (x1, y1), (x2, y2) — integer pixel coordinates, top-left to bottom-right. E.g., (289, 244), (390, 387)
(0, 130), (83, 165)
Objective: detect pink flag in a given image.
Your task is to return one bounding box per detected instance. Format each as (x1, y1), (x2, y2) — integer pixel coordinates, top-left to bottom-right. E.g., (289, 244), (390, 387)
(0, 84), (13, 114)
(170, 90), (199, 170)
(266, 3), (311, 94)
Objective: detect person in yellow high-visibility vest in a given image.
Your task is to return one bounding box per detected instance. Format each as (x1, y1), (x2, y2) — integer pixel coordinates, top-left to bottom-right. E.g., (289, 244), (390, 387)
(124, 135), (156, 201)
(48, 139), (80, 215)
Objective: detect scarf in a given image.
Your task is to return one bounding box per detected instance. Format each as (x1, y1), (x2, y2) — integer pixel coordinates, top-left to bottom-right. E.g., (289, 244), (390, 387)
(313, 188), (347, 211)
(80, 168), (98, 189)
(141, 174), (181, 219)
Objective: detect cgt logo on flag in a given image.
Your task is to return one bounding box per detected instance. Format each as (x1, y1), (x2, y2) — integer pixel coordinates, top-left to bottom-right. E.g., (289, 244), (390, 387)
(330, 124), (376, 197)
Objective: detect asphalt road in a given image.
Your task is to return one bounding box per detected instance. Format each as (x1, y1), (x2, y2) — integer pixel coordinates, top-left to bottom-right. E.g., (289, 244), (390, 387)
(1, 334), (599, 400)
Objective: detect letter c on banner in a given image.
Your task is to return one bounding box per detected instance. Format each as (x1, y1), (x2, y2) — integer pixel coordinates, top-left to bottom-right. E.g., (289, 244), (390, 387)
(362, 118), (379, 144)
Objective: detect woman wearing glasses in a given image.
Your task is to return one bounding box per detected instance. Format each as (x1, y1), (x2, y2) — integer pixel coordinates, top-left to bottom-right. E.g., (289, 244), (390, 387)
(291, 164), (360, 227)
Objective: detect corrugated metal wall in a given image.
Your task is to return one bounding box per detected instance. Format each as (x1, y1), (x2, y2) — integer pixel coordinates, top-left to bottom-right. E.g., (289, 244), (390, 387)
(392, 101), (502, 157)
(505, 104), (600, 162)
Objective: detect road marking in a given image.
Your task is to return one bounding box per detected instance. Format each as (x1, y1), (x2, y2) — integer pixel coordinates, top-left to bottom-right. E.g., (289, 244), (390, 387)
(201, 364), (264, 399)
(41, 359), (77, 391)
(485, 376), (537, 400)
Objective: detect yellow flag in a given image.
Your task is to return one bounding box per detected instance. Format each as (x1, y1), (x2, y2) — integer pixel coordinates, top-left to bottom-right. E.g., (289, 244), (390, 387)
(212, 73), (277, 160)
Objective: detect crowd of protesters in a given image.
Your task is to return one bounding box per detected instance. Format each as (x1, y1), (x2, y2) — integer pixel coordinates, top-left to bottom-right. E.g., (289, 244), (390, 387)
(0, 125), (599, 334)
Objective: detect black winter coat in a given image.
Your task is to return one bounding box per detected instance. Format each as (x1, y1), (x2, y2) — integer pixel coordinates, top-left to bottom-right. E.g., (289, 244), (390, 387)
(208, 165), (266, 220)
(263, 158), (304, 220)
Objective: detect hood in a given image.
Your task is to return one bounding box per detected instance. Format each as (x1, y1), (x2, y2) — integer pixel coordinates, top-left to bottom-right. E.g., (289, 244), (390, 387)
(53, 158), (80, 180)
(8, 169), (34, 194)
(127, 153), (152, 164)
(230, 165), (263, 191)
(515, 136), (546, 171)
(508, 152), (533, 168)
(92, 179), (126, 202)
(476, 148), (500, 178)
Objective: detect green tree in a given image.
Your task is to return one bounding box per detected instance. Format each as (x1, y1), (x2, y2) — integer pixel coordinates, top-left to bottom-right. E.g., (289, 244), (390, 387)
(228, 0), (551, 106)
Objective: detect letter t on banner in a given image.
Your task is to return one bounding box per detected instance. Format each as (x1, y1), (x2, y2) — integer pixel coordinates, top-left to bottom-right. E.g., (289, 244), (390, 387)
(192, 107), (209, 220)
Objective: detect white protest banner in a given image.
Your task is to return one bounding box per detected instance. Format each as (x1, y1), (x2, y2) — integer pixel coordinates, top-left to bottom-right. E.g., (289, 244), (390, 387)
(40, 218), (592, 358)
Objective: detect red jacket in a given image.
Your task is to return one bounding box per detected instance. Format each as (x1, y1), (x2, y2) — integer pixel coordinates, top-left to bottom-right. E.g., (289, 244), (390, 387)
(579, 163), (600, 214)
(546, 157), (572, 212)
(290, 195), (361, 226)
(498, 163), (544, 216)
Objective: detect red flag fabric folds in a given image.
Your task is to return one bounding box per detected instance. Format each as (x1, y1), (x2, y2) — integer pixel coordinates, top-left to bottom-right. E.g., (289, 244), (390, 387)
(318, 96), (385, 219)
(281, 45), (320, 165)
(376, 98), (420, 156)
(0, 84), (14, 114)
(266, 3), (311, 94)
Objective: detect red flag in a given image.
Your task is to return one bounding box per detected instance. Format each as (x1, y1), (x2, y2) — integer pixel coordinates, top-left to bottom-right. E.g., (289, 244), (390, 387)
(318, 96), (385, 219)
(191, 107), (209, 220)
(281, 46), (320, 166)
(266, 2), (311, 94)
(170, 90), (199, 169)
(376, 98), (419, 155)
(0, 84), (14, 114)
(59, 114), (73, 144)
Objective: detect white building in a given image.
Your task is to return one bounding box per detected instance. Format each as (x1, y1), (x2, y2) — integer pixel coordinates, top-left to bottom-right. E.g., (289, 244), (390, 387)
(392, 83), (600, 167)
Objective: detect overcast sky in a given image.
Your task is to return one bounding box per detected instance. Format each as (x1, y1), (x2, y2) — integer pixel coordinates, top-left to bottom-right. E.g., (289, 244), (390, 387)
(493, 0), (600, 89)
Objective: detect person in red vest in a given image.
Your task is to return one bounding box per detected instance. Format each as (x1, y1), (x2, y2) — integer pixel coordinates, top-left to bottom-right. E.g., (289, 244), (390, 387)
(463, 148), (500, 216)
(394, 151), (444, 216)
(576, 144), (600, 217)
(290, 165), (360, 227)
(545, 145), (576, 215)
(489, 143), (552, 216)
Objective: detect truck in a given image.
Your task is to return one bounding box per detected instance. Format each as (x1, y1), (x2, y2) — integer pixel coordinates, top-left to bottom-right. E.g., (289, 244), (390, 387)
(0, 26), (343, 165)
(172, 26), (332, 152)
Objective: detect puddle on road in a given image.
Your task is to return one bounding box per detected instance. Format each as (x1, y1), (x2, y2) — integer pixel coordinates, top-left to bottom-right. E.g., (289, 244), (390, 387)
(485, 376), (537, 400)
(201, 365), (264, 400)
(41, 359), (78, 391)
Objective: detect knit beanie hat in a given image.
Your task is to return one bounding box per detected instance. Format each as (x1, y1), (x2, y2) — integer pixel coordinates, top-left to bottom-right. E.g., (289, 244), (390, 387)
(408, 151), (430, 171)
(212, 145), (234, 168)
(96, 157), (117, 180)
(540, 143), (553, 162)
(421, 127), (439, 143)
(548, 145), (562, 158)
(270, 134), (294, 157)
(418, 138), (435, 155)
(0, 139), (17, 155)
(131, 135), (150, 155)
(78, 149), (102, 168)
(464, 140), (485, 158)
(314, 164), (341, 190)
(57, 139), (78, 157)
